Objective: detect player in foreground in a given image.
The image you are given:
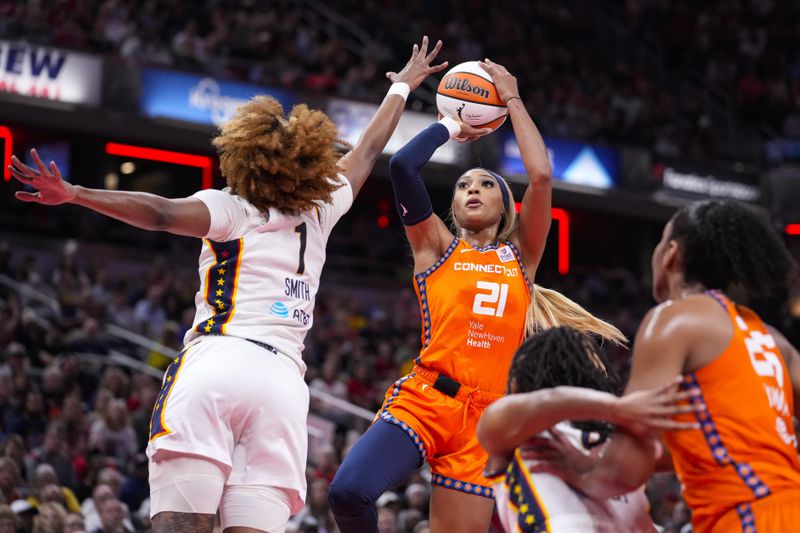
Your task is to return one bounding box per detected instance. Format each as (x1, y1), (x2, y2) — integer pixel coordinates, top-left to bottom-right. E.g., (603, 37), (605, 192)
(478, 326), (698, 532)
(329, 59), (625, 533)
(9, 37), (448, 533)
(533, 200), (800, 532)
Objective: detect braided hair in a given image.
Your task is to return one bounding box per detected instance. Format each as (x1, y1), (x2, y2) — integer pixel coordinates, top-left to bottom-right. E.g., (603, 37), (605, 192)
(507, 326), (621, 437)
(669, 201), (796, 296)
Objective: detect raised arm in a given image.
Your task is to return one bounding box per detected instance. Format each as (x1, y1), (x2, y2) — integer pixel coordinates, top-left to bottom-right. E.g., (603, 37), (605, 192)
(10, 150), (211, 238)
(388, 118), (489, 272)
(479, 59), (552, 273)
(338, 36), (448, 197)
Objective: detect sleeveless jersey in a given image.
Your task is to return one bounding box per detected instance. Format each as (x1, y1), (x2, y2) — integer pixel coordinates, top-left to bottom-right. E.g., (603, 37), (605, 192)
(665, 292), (800, 527)
(413, 239), (531, 395)
(492, 423), (654, 533)
(183, 176), (353, 373)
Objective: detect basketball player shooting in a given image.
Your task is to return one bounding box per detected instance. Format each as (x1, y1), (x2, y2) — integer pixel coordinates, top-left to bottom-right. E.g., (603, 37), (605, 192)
(8, 36), (448, 533)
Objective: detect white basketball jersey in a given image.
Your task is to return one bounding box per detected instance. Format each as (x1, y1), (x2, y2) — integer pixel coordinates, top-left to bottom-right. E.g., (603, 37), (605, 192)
(183, 176), (353, 373)
(492, 423), (654, 533)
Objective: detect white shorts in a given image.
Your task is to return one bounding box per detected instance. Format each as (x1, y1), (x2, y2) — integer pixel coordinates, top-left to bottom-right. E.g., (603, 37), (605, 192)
(146, 335), (309, 513)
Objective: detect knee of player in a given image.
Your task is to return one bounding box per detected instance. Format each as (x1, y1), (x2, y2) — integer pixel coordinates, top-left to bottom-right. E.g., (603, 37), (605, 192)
(328, 480), (373, 514)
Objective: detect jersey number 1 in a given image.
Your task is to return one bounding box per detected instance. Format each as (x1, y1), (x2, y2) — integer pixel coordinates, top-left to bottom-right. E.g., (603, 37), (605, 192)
(294, 223), (307, 275)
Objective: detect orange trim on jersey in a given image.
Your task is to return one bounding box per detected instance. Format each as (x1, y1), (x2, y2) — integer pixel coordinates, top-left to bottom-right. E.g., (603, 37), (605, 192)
(221, 238), (244, 334)
(149, 347), (191, 441)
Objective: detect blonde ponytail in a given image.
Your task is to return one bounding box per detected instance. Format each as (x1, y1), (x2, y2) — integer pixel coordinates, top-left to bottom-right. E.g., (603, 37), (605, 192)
(525, 284), (627, 346)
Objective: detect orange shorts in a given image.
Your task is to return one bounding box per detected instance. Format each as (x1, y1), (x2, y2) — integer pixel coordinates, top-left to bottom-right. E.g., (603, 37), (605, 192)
(697, 491), (800, 533)
(376, 365), (502, 499)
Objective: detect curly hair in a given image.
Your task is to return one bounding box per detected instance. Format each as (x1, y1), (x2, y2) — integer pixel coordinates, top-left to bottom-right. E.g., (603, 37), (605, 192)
(212, 96), (345, 215)
(508, 326), (621, 438)
(669, 200), (796, 296)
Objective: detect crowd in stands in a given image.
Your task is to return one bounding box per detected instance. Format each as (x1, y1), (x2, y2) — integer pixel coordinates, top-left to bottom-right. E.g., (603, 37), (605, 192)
(622, 0), (800, 138)
(0, 233), (716, 532)
(2, 0), (800, 161)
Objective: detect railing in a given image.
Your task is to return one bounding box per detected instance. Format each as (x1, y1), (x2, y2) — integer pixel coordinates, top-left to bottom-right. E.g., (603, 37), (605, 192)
(0, 274), (60, 316)
(0, 273), (375, 422)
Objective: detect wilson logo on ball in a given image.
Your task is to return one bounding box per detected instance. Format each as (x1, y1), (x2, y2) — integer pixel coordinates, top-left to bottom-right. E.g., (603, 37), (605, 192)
(443, 77), (490, 99)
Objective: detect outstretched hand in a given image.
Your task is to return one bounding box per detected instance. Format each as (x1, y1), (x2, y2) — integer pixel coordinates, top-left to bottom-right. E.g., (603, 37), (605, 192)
(9, 149), (76, 205)
(610, 375), (701, 437)
(386, 36), (449, 92)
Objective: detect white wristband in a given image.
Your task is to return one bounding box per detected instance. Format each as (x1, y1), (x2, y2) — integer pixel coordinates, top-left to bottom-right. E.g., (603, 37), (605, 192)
(387, 82), (410, 101)
(438, 116), (462, 139)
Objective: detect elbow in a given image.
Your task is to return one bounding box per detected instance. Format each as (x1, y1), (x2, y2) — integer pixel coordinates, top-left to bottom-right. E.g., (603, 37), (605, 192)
(528, 168), (552, 186)
(388, 153), (413, 182)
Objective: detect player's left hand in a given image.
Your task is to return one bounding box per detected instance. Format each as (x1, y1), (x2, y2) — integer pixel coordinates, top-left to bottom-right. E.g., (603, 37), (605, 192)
(386, 35), (449, 92)
(609, 376), (701, 438)
(479, 59), (519, 104)
(9, 149), (77, 205)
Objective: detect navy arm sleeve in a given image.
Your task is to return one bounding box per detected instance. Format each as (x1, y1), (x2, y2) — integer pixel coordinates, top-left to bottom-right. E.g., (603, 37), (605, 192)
(388, 123), (451, 226)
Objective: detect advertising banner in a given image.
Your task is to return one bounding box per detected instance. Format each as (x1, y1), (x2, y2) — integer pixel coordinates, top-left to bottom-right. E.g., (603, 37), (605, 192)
(327, 98), (466, 164)
(652, 160), (760, 202)
(500, 132), (619, 188)
(140, 68), (294, 127)
(0, 40), (102, 106)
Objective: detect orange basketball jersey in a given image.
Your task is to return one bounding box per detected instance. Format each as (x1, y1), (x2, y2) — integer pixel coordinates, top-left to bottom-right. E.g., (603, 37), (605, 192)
(413, 238), (531, 395)
(665, 292), (800, 532)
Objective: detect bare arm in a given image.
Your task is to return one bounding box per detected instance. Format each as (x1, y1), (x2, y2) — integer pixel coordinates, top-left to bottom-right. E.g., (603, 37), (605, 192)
(478, 379), (695, 456)
(479, 59), (552, 272)
(478, 387), (619, 455)
(338, 36), (448, 197)
(10, 150), (211, 237)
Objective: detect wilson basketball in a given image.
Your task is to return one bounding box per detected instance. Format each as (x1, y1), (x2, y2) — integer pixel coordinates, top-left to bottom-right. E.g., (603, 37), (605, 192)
(436, 61), (508, 132)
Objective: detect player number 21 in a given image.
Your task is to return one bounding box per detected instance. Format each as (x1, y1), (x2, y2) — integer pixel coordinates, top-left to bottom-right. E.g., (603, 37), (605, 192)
(473, 281), (508, 317)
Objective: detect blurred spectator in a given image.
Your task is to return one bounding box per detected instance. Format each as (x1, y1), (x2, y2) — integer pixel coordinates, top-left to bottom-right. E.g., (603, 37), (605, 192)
(0, 504), (18, 533)
(28, 463), (81, 513)
(9, 499), (35, 532)
(309, 444), (338, 484)
(95, 498), (130, 533)
(0, 458), (22, 503)
(9, 391), (48, 449)
(32, 501), (67, 533)
(25, 421), (79, 491)
(64, 512), (86, 533)
(81, 483), (133, 533)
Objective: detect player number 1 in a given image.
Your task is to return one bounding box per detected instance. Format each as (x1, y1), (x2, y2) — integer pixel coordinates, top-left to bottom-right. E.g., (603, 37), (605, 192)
(294, 223), (307, 275)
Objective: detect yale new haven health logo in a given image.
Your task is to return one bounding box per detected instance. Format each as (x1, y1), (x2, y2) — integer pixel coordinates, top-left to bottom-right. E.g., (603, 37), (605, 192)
(269, 302), (289, 318)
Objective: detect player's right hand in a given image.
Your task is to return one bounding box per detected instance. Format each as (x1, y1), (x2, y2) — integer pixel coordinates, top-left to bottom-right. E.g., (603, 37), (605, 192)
(437, 113), (492, 143)
(610, 376), (701, 437)
(386, 35), (449, 91)
(9, 149), (77, 205)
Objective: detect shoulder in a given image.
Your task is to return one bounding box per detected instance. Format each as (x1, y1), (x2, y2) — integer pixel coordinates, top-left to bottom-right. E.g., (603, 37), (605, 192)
(637, 295), (723, 341)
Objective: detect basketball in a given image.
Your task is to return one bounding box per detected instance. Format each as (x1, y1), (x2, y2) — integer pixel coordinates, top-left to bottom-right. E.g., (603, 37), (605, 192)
(436, 61), (508, 132)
